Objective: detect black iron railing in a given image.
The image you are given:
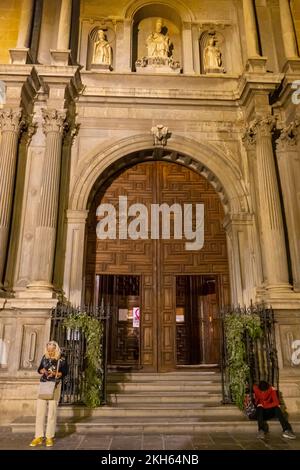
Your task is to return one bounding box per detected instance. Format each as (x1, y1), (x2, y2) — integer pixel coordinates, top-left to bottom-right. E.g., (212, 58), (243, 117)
(220, 303), (279, 404)
(50, 303), (110, 405)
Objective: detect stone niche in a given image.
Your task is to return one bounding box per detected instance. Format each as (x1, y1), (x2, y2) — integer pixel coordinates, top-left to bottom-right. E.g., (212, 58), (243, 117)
(200, 30), (226, 74)
(132, 4), (182, 74)
(79, 21), (115, 71)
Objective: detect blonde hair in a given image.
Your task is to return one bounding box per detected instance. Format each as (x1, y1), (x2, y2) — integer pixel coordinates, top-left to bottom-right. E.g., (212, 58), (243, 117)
(44, 341), (61, 360)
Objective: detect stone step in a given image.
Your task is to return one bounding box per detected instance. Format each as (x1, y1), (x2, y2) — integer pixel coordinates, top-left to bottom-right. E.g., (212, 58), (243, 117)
(107, 393), (222, 404)
(107, 372), (221, 383)
(107, 382), (222, 392)
(10, 416), (300, 435)
(57, 405), (243, 418)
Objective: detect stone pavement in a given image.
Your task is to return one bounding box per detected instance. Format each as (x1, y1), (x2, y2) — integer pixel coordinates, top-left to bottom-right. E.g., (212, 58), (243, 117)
(0, 427), (300, 451)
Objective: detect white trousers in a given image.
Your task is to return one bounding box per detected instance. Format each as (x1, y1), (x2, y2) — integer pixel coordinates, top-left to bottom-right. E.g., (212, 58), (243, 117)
(35, 382), (61, 438)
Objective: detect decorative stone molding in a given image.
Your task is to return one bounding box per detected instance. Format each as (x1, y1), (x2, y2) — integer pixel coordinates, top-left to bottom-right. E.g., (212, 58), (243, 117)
(64, 121), (80, 146)
(41, 109), (67, 135)
(276, 120), (300, 150)
(198, 22), (232, 32)
(20, 115), (38, 147)
(151, 125), (171, 147)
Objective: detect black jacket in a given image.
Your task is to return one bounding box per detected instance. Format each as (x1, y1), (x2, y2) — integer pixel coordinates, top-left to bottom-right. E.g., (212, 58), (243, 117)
(37, 355), (68, 383)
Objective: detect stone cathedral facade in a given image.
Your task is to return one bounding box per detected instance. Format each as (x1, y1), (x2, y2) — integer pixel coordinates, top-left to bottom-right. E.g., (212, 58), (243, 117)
(0, 0), (300, 423)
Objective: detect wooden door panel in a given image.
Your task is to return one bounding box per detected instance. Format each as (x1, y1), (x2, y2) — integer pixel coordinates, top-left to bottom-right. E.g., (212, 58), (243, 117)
(86, 161), (230, 370)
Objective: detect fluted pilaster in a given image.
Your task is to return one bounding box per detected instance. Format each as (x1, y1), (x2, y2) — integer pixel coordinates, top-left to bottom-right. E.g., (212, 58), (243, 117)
(243, 116), (291, 291)
(0, 109), (25, 286)
(29, 109), (67, 289)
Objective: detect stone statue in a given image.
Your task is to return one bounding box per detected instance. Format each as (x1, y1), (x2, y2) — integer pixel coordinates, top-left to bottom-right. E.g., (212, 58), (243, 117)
(146, 18), (170, 60)
(203, 36), (224, 73)
(92, 29), (112, 66)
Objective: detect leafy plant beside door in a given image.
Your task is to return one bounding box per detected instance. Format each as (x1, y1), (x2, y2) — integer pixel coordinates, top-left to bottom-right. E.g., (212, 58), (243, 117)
(64, 312), (104, 407)
(224, 312), (262, 409)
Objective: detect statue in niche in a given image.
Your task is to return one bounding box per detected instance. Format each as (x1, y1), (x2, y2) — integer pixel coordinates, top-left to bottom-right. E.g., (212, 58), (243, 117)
(203, 36), (225, 73)
(92, 29), (112, 66)
(146, 18), (171, 60)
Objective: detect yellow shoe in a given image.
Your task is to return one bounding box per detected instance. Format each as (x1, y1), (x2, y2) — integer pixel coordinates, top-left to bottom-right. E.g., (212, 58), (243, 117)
(46, 437), (54, 447)
(29, 437), (43, 447)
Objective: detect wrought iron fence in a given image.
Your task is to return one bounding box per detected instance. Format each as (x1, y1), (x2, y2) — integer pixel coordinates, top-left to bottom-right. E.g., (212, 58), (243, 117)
(220, 303), (279, 404)
(50, 303), (110, 405)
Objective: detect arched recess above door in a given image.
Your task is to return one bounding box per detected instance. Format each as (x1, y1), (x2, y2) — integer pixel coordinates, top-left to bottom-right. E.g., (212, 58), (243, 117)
(70, 134), (250, 216)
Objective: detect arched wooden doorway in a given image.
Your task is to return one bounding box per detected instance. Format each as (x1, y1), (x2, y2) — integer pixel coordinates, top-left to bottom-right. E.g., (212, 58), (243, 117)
(85, 160), (230, 372)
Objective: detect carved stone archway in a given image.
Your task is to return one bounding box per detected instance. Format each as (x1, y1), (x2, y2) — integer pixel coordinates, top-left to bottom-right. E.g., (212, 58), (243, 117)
(64, 135), (257, 308)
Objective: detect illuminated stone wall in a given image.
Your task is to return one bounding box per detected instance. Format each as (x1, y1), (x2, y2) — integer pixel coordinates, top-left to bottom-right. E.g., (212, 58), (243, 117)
(0, 0), (22, 64)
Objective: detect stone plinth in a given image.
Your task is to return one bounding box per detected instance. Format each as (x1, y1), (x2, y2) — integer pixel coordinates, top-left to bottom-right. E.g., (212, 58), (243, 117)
(90, 63), (112, 72)
(50, 49), (70, 66)
(9, 48), (31, 65)
(135, 57), (181, 75)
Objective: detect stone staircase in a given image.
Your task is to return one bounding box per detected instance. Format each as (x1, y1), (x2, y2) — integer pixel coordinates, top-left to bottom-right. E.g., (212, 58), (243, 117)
(10, 371), (300, 434)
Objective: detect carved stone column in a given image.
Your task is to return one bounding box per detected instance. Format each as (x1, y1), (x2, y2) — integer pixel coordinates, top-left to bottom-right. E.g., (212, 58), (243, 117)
(243, 0), (260, 57)
(243, 117), (291, 292)
(0, 109), (25, 288)
(242, 0), (267, 72)
(9, 0), (35, 64)
(279, 0), (299, 59)
(276, 121), (300, 291)
(50, 0), (72, 65)
(27, 109), (67, 292)
(182, 22), (194, 74)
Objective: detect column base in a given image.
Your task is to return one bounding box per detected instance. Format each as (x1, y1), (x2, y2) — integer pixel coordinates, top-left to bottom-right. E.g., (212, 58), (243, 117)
(245, 57), (268, 73)
(263, 286), (300, 309)
(282, 58), (300, 73)
(23, 281), (56, 299)
(50, 49), (71, 66)
(9, 48), (32, 65)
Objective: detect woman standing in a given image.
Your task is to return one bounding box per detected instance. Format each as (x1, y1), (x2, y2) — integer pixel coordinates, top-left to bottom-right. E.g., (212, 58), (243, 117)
(29, 341), (68, 447)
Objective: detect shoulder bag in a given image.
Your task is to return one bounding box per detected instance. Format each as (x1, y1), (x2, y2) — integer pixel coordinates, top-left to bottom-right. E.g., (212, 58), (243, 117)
(38, 359), (60, 400)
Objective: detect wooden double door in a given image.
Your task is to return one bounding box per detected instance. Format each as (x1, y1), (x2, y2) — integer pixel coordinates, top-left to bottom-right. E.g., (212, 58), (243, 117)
(86, 161), (230, 371)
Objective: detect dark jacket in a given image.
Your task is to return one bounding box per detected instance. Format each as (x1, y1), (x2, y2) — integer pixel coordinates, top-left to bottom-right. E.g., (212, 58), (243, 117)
(37, 355), (68, 383)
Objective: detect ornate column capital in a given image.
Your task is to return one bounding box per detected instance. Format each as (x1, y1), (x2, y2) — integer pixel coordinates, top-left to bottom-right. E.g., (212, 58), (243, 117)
(242, 121), (257, 148)
(20, 115), (38, 146)
(42, 109), (67, 136)
(276, 120), (300, 151)
(242, 115), (276, 147)
(255, 115), (277, 137)
(64, 121), (80, 146)
(0, 108), (26, 134)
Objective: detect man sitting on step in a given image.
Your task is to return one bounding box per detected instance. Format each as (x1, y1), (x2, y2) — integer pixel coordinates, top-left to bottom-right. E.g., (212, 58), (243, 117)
(253, 380), (296, 440)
